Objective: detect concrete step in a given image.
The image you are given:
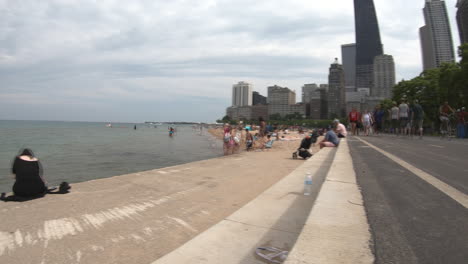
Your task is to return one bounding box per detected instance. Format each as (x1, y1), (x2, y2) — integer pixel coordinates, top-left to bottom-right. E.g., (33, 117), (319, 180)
(152, 147), (338, 264)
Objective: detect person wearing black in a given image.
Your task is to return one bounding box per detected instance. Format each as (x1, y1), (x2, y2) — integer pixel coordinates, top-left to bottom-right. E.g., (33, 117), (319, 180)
(11, 149), (47, 197)
(296, 132), (318, 159)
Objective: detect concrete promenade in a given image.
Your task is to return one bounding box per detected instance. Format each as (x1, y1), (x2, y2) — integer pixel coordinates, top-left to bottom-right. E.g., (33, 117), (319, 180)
(1, 138), (314, 264)
(154, 139), (373, 264)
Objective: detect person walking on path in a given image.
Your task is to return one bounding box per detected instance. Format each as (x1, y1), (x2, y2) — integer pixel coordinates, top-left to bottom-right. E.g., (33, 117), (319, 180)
(439, 101), (455, 136)
(373, 105), (385, 135)
(399, 100), (410, 136)
(462, 107), (468, 138)
(456, 109), (466, 138)
(348, 108), (360, 136)
(411, 100), (425, 139)
(390, 103), (399, 135)
(362, 110), (372, 136)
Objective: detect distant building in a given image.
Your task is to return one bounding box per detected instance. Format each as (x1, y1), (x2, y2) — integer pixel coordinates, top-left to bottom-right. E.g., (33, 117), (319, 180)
(457, 0), (468, 43)
(309, 85), (328, 120)
(226, 105), (268, 121)
(252, 91), (267, 105)
(268, 104), (306, 118)
(373, 55), (396, 98)
(267, 85), (305, 118)
(302, 84), (319, 104)
(420, 0), (455, 71)
(232, 81), (253, 107)
(354, 0), (384, 90)
(341, 43), (357, 92)
(267, 85), (296, 105)
(327, 59), (346, 118)
(319, 85), (329, 120)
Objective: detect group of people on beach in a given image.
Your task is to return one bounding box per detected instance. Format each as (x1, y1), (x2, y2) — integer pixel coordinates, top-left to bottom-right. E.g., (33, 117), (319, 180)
(222, 117), (346, 158)
(222, 122), (275, 155)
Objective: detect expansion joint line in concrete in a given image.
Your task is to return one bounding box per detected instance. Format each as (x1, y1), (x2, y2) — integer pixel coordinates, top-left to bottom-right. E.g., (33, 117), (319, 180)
(355, 137), (468, 209)
(224, 218), (300, 235)
(326, 179), (357, 185)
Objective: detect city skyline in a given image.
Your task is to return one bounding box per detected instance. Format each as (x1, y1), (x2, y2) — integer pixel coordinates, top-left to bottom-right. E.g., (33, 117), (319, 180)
(0, 0), (462, 122)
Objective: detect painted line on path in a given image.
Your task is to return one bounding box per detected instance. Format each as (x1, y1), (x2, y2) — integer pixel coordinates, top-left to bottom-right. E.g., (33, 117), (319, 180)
(356, 137), (468, 209)
(429, 144), (444, 148)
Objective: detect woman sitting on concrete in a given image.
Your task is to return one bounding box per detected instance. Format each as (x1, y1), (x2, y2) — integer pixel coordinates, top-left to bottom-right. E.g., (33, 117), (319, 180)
(11, 148), (48, 198)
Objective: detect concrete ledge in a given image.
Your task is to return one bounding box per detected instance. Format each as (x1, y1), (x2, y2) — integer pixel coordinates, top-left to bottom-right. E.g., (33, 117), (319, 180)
(152, 148), (337, 264)
(284, 139), (374, 264)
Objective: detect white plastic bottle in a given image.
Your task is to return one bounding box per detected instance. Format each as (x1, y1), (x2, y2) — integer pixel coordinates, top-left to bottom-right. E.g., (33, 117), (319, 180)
(304, 172), (313, 196)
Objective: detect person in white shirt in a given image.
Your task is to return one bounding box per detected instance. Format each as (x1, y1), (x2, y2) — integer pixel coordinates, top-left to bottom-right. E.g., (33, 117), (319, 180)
(361, 110), (372, 136)
(333, 119), (347, 138)
(390, 102), (399, 135)
(399, 99), (410, 136)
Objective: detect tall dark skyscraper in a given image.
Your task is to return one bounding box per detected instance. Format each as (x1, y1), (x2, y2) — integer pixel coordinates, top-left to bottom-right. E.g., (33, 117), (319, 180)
(457, 0), (468, 43)
(354, 0), (384, 90)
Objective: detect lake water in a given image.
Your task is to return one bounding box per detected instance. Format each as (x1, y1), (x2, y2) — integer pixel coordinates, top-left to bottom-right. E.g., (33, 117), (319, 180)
(0, 120), (223, 193)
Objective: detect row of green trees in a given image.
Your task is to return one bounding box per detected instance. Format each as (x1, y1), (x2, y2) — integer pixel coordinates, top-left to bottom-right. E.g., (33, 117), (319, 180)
(387, 44), (468, 126)
(217, 114), (341, 128)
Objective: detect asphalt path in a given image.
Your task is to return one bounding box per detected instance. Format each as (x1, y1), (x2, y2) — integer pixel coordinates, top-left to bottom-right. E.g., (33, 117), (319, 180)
(348, 135), (468, 264)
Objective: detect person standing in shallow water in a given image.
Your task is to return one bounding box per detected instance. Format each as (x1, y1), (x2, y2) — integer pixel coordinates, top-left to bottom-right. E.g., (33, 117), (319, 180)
(11, 149), (47, 197)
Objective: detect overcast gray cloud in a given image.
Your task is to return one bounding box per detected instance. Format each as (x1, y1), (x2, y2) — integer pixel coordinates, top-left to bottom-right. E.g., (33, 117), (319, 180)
(0, 0), (461, 122)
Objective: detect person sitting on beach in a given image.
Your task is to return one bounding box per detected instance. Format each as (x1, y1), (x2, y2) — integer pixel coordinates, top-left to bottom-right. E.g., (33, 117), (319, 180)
(260, 135), (274, 150)
(11, 149), (48, 198)
(319, 127), (340, 149)
(297, 134), (314, 159)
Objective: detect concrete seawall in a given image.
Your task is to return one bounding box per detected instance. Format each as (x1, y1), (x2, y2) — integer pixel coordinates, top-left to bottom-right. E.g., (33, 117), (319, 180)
(0, 139), (309, 264)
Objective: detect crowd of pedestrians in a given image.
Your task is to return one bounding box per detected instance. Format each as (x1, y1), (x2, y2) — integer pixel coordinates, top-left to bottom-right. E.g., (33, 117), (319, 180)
(347, 100), (468, 139)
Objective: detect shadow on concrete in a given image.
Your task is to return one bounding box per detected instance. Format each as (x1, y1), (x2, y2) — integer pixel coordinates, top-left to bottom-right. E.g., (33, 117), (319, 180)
(238, 148), (337, 263)
(1, 183), (71, 203)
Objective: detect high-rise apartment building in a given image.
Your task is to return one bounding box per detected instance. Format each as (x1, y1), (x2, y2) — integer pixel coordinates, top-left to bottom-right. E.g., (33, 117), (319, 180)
(354, 0), (384, 90)
(267, 85), (296, 105)
(327, 59), (346, 118)
(420, 0), (455, 71)
(232, 81), (253, 107)
(341, 43), (357, 92)
(457, 0), (468, 43)
(373, 55), (396, 98)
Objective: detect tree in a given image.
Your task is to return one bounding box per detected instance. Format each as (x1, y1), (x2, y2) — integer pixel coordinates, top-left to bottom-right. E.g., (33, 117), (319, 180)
(269, 113), (282, 121)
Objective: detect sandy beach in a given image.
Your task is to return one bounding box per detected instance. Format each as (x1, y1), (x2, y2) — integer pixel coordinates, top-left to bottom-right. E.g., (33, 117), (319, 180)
(1, 131), (320, 264)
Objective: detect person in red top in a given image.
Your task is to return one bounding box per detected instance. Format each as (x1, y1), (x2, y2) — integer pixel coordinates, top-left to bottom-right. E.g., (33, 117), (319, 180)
(349, 107), (360, 136)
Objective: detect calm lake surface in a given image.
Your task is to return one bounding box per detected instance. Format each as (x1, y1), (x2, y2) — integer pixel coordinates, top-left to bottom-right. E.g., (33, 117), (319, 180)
(0, 120), (223, 193)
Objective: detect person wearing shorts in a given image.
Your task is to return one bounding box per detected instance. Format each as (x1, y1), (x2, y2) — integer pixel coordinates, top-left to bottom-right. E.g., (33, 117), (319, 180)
(362, 110), (372, 136)
(399, 100), (409, 136)
(348, 108), (359, 136)
(319, 126), (340, 149)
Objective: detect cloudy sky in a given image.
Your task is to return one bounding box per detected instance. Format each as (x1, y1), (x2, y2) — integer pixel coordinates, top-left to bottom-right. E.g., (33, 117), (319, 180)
(0, 0), (461, 122)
